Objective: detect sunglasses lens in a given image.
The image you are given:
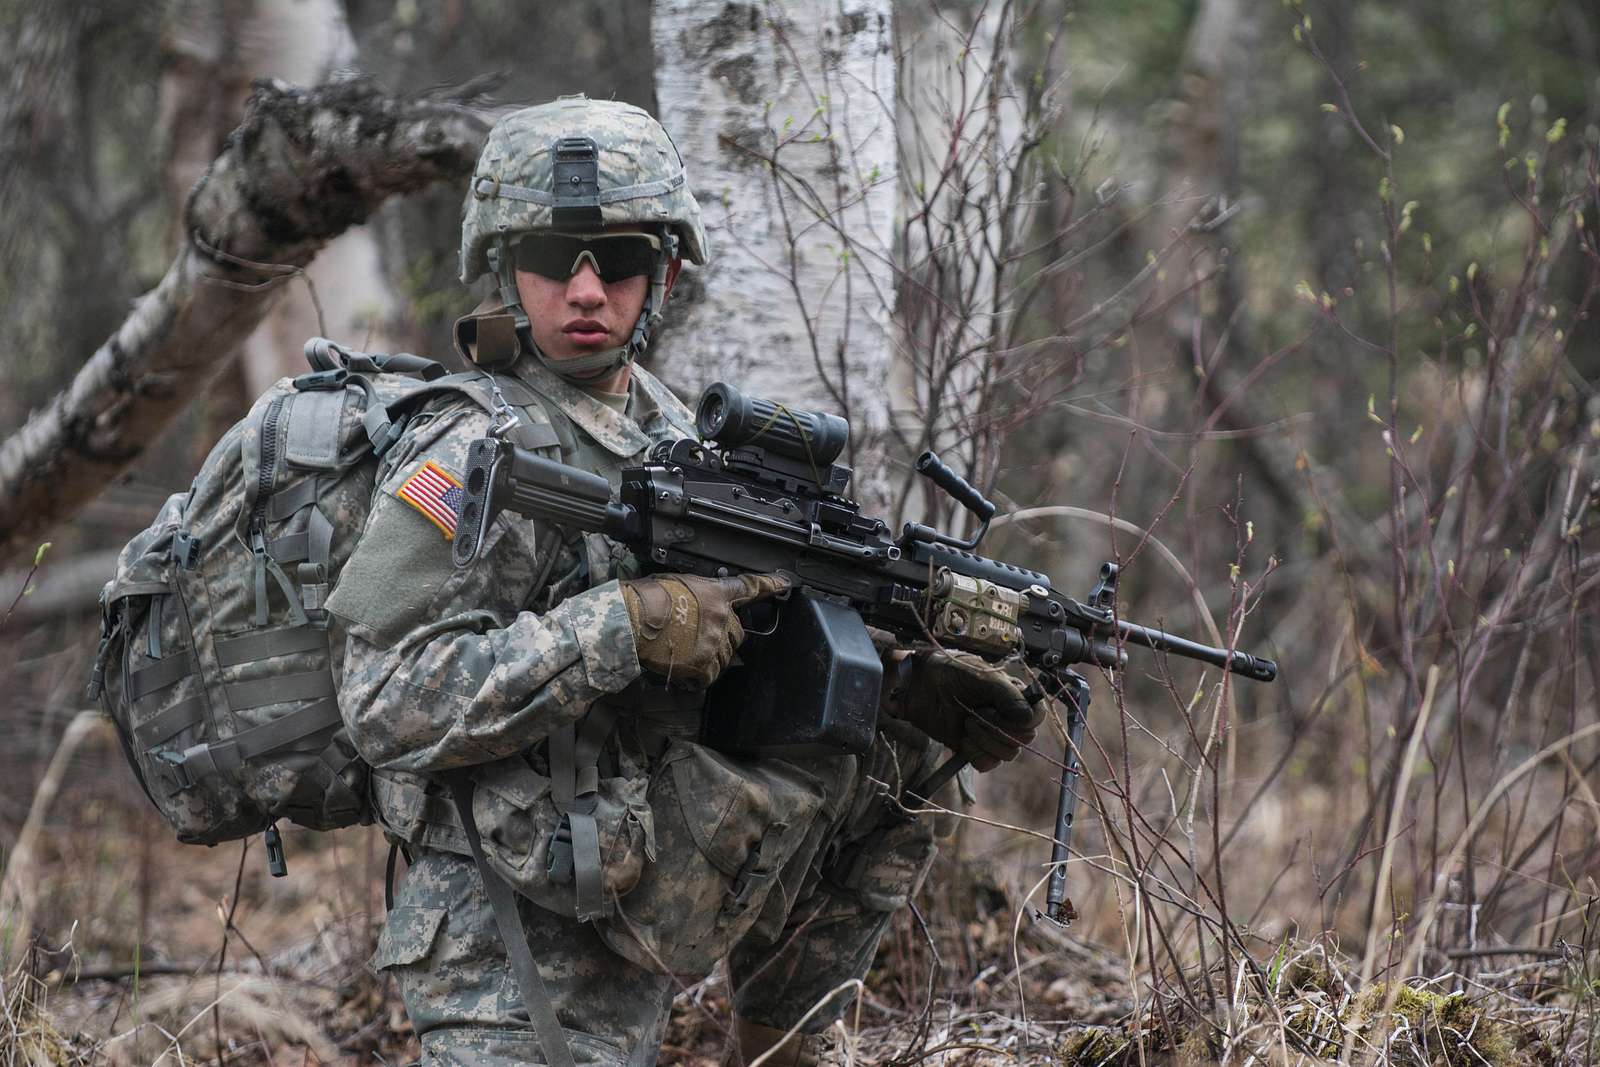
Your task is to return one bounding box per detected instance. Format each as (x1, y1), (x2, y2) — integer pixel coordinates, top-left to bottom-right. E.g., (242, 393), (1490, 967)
(513, 234), (658, 282)
(512, 238), (578, 280)
(596, 239), (658, 281)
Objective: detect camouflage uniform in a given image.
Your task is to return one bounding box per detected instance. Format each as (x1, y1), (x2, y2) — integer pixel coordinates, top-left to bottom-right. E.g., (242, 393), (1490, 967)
(327, 357), (953, 1065)
(325, 97), (957, 1067)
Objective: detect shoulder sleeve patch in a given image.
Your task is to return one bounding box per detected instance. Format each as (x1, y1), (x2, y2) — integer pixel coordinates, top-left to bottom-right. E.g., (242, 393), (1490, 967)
(395, 460), (465, 540)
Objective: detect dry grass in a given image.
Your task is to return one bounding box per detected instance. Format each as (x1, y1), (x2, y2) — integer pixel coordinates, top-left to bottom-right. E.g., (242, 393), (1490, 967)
(3, 724), (1594, 1066)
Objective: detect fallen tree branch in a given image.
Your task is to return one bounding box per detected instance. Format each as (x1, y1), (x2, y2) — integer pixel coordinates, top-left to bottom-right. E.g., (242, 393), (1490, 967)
(0, 77), (488, 563)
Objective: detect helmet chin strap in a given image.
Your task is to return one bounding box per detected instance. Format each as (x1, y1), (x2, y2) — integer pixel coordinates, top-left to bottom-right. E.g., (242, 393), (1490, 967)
(491, 232), (678, 387)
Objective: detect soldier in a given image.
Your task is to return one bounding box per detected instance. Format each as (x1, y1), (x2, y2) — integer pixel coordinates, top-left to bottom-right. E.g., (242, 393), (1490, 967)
(325, 96), (1044, 1067)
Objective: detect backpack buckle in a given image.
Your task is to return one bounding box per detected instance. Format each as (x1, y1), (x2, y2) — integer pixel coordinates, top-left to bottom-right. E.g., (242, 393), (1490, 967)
(264, 822), (288, 877)
(369, 420), (405, 456)
(723, 827), (783, 915)
(172, 531), (200, 570)
(151, 749), (195, 793)
(292, 368), (348, 392)
(297, 562), (329, 617)
(547, 815), (575, 886)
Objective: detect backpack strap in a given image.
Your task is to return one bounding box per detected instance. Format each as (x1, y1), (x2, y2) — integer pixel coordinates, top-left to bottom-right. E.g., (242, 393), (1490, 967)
(447, 771), (578, 1067)
(374, 371), (569, 459)
(545, 702), (622, 922)
(478, 375), (581, 459)
(152, 689), (343, 794)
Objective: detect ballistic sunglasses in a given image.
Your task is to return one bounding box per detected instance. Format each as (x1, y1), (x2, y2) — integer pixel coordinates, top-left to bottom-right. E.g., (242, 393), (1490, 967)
(512, 231), (662, 283)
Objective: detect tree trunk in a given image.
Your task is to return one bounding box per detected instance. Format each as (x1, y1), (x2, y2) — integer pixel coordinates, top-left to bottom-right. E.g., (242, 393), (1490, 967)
(0, 80), (487, 563)
(651, 0), (898, 509)
(891, 0), (1023, 531)
(161, 0), (406, 397)
(1157, 0), (1302, 527)
(161, 0), (403, 398)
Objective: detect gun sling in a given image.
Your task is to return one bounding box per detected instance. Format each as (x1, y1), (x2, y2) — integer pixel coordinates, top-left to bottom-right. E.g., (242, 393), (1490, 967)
(448, 772), (578, 1067)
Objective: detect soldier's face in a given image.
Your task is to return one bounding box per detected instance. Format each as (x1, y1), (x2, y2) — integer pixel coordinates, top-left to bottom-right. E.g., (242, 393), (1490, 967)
(515, 232), (681, 363)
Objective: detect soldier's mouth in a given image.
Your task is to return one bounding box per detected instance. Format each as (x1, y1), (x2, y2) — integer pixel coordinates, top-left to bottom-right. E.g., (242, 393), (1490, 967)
(563, 319), (610, 346)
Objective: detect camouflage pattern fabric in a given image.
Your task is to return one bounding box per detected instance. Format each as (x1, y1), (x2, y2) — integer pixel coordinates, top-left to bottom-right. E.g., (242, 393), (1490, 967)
(372, 724), (955, 1066)
(727, 718), (956, 1040)
(331, 363), (963, 1064)
(460, 96), (710, 283)
(375, 847), (678, 1066)
(94, 363), (528, 850)
(327, 361), (694, 774)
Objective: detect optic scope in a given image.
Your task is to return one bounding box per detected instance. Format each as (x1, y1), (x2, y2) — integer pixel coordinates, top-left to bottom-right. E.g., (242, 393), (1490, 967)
(697, 382), (850, 467)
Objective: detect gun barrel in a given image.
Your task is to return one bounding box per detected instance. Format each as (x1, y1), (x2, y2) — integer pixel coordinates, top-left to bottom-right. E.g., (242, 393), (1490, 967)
(1115, 619), (1278, 682)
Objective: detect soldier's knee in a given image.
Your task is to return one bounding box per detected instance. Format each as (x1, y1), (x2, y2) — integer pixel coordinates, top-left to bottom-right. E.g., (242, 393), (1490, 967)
(826, 812), (940, 913)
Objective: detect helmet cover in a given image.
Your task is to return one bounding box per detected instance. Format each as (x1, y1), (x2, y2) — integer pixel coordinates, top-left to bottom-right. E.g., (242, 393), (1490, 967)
(460, 95), (709, 284)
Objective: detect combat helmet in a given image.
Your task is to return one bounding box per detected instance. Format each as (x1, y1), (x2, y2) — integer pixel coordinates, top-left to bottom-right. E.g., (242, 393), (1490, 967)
(457, 95), (708, 381)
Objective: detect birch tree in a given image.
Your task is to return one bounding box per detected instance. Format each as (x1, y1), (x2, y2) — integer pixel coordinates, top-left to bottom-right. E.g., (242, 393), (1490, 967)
(891, 0), (1026, 529)
(652, 0), (898, 509)
(0, 81), (486, 561)
(162, 0), (406, 396)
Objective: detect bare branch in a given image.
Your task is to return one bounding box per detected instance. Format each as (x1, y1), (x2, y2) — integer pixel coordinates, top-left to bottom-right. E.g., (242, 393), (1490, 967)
(0, 78), (487, 562)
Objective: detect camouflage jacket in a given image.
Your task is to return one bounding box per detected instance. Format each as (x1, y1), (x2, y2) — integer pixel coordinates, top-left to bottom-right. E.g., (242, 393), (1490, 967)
(325, 357), (697, 852)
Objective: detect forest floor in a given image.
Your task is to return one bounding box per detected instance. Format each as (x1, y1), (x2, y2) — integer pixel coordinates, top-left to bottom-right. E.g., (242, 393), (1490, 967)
(1, 726), (1594, 1066)
(1, 756), (1131, 1067)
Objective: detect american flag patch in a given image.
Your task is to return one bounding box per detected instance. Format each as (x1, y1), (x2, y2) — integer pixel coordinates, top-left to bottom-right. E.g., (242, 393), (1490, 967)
(396, 460), (465, 539)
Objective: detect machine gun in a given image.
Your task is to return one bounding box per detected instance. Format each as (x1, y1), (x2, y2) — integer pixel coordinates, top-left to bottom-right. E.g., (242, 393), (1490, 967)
(453, 382), (1278, 924)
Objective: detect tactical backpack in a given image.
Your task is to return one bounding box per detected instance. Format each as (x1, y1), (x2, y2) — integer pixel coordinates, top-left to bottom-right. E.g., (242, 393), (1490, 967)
(89, 338), (554, 874)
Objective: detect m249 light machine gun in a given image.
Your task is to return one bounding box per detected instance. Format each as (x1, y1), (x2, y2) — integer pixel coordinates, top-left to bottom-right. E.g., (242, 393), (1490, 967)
(452, 382), (1278, 924)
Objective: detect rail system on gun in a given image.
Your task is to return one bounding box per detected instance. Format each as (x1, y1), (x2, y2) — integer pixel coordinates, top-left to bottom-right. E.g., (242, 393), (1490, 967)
(452, 381), (1279, 926)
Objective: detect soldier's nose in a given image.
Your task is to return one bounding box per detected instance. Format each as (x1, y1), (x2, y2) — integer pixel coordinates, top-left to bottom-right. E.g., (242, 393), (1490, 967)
(567, 262), (607, 307)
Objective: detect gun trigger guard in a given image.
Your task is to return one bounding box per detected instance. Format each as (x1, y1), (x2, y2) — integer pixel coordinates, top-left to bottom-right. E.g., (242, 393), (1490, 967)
(740, 599), (782, 638)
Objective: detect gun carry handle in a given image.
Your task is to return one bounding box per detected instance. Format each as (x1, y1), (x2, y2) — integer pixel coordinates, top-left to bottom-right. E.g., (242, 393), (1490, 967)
(453, 437), (506, 568)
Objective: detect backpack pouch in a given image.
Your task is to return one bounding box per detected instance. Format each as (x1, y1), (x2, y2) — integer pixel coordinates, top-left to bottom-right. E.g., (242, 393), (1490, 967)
(101, 493), (262, 843)
(471, 754), (655, 922)
(594, 740), (827, 978)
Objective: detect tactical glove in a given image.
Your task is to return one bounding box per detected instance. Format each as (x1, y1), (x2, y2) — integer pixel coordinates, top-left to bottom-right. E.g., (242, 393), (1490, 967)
(882, 648), (1043, 771)
(621, 572), (789, 688)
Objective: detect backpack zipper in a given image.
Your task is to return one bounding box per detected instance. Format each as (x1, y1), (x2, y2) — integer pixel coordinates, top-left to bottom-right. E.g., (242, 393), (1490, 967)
(249, 396), (287, 624)
(252, 395), (286, 533)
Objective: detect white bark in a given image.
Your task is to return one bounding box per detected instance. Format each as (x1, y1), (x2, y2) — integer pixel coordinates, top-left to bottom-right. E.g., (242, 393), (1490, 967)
(892, 1), (1025, 529)
(160, 0), (403, 397)
(652, 0), (898, 509)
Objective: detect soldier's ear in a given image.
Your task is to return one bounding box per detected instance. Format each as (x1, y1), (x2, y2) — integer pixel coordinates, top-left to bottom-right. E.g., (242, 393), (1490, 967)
(663, 257), (683, 300)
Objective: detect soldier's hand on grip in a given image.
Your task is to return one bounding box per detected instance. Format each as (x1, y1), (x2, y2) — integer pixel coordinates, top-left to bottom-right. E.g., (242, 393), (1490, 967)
(621, 572), (790, 688)
(884, 648), (1043, 771)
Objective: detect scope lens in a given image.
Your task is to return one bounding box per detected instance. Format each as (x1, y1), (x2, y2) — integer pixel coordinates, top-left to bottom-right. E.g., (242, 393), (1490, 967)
(701, 393), (726, 435)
